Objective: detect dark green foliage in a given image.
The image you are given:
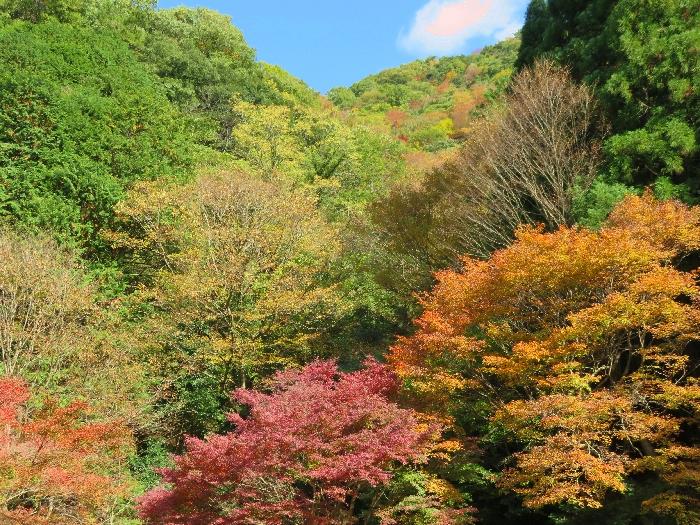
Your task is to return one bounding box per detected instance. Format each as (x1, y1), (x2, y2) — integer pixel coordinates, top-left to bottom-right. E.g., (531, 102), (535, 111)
(515, 0), (548, 71)
(133, 7), (265, 149)
(516, 0), (618, 80)
(0, 19), (192, 249)
(572, 179), (637, 229)
(133, 7), (319, 150)
(518, 0), (700, 196)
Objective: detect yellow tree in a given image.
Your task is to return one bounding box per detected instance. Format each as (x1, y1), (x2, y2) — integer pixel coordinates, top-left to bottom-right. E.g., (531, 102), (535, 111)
(0, 231), (90, 377)
(229, 99), (360, 191)
(389, 194), (700, 521)
(112, 169), (346, 391)
(230, 101), (303, 176)
(0, 230), (146, 422)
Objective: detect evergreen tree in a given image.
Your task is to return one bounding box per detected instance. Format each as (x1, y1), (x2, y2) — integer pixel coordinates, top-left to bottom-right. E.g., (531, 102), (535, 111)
(518, 0), (700, 196)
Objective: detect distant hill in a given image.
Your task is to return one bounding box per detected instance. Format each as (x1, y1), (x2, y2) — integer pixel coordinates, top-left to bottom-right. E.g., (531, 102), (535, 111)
(328, 37), (520, 152)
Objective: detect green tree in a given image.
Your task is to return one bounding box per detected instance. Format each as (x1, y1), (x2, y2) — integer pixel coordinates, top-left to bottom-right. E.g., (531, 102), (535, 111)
(0, 19), (192, 250)
(0, 0), (87, 22)
(518, 0), (700, 196)
(133, 7), (320, 151)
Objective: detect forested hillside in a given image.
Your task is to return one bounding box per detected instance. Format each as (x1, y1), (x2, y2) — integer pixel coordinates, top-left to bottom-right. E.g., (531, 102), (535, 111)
(329, 37), (519, 152)
(0, 1), (698, 524)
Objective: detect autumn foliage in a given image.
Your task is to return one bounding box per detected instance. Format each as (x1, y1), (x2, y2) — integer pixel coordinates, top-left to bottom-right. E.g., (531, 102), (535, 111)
(389, 193), (700, 520)
(2, 1), (699, 524)
(386, 108), (409, 132)
(138, 359), (433, 525)
(0, 231), (91, 377)
(0, 378), (131, 524)
(108, 170), (344, 392)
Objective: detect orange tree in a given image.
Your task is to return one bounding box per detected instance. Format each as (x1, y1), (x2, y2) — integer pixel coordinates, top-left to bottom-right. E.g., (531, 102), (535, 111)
(0, 377), (132, 524)
(389, 193), (700, 523)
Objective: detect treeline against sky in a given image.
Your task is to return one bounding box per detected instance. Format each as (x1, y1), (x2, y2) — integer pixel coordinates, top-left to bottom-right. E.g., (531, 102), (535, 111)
(0, 1), (698, 524)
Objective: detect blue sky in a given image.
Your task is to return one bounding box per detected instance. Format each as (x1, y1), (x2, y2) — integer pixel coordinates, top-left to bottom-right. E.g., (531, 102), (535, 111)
(156, 0), (530, 93)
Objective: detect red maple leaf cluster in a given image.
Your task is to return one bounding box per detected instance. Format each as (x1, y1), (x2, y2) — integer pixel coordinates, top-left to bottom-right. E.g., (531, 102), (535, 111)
(138, 359), (433, 525)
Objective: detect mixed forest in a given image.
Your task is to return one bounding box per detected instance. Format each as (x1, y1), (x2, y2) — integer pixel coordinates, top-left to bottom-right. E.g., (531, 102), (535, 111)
(0, 1), (699, 524)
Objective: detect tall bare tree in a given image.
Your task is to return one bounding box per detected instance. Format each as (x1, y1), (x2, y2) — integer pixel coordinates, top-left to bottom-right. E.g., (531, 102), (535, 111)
(432, 59), (604, 259)
(369, 59), (605, 285)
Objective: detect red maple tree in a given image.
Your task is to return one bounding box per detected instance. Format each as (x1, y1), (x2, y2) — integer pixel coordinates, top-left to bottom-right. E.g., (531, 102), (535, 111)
(139, 359), (433, 525)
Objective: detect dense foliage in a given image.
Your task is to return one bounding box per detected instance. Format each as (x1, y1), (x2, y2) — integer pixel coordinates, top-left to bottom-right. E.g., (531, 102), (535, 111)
(518, 0), (700, 197)
(390, 194), (700, 524)
(0, 377), (132, 523)
(0, 18), (192, 249)
(138, 360), (435, 525)
(329, 37), (519, 152)
(0, 0), (698, 524)
(106, 170), (355, 441)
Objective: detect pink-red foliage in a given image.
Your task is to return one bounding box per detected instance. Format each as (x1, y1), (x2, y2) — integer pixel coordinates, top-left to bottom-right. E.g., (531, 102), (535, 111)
(139, 359), (432, 525)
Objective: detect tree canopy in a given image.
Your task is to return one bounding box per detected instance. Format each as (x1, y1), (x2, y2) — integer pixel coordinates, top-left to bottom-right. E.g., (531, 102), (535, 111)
(390, 193), (700, 523)
(0, 1), (698, 524)
(518, 0), (700, 196)
(138, 360), (433, 525)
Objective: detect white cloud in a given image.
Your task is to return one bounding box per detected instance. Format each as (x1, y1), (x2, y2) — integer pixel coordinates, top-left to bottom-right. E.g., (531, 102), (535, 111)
(399, 0), (528, 56)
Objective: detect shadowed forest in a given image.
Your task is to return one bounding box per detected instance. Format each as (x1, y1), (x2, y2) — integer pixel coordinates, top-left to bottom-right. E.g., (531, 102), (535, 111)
(0, 1), (698, 524)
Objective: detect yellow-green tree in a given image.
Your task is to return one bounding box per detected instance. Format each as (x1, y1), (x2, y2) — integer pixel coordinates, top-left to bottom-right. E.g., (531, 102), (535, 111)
(111, 169), (346, 391)
(0, 230), (146, 422)
(230, 101), (304, 176)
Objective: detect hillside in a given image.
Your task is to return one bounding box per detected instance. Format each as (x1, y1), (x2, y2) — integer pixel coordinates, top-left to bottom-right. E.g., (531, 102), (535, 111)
(0, 2), (698, 525)
(329, 37), (519, 152)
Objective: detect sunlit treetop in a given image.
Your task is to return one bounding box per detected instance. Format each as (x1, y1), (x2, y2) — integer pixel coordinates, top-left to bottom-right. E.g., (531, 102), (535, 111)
(390, 193), (700, 518)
